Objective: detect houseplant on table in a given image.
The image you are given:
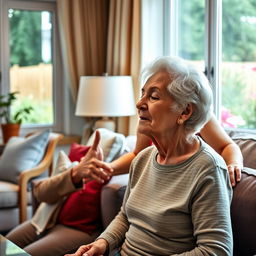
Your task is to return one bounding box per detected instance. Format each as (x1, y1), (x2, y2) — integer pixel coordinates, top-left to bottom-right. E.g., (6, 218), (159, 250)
(0, 91), (33, 143)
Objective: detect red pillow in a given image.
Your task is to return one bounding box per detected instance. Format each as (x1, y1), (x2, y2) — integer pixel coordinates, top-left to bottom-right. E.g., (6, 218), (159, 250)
(58, 143), (104, 234)
(68, 143), (91, 162)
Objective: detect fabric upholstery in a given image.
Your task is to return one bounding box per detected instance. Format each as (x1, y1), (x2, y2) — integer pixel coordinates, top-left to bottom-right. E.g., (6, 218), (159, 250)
(229, 130), (256, 255)
(0, 129), (50, 184)
(231, 167), (256, 256)
(227, 131), (256, 169)
(101, 174), (128, 229)
(86, 128), (127, 162)
(0, 181), (19, 208)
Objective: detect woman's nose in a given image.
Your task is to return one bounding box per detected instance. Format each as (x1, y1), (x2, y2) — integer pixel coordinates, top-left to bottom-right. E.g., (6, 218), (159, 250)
(136, 97), (146, 110)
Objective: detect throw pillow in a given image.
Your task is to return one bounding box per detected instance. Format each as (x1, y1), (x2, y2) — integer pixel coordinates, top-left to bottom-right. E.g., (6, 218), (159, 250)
(68, 143), (91, 162)
(86, 128), (127, 162)
(0, 129), (50, 184)
(58, 143), (106, 234)
(57, 178), (104, 234)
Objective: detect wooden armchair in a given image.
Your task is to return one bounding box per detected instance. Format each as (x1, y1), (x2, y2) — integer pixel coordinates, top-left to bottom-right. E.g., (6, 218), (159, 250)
(19, 132), (63, 222)
(0, 132), (63, 233)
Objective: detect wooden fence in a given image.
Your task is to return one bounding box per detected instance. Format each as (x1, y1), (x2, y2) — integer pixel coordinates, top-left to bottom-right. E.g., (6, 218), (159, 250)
(10, 63), (52, 101)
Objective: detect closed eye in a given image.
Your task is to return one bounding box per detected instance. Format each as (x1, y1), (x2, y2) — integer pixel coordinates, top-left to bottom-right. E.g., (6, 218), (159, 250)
(150, 96), (159, 100)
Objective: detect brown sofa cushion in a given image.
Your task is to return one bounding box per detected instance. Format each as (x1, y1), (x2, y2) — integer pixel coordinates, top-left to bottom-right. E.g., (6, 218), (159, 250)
(227, 131), (256, 169)
(231, 167), (256, 256)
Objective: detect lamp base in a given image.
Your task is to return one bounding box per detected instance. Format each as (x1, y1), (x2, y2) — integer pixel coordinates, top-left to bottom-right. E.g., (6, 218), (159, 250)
(94, 117), (115, 131)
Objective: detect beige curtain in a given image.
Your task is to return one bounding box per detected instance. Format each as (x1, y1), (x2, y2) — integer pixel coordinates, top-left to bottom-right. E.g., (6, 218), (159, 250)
(106, 0), (141, 135)
(57, 0), (141, 135)
(57, 0), (109, 101)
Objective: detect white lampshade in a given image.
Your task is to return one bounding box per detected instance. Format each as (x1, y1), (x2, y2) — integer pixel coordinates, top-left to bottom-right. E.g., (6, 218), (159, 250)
(75, 76), (136, 117)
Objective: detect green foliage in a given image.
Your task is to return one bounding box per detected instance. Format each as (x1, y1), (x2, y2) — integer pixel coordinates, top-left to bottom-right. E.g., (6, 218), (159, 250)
(9, 9), (42, 66)
(0, 92), (33, 124)
(178, 0), (205, 60)
(178, 0), (256, 129)
(240, 99), (256, 129)
(222, 0), (256, 61)
(221, 67), (256, 128)
(221, 68), (246, 113)
(12, 98), (53, 124)
(179, 0), (256, 62)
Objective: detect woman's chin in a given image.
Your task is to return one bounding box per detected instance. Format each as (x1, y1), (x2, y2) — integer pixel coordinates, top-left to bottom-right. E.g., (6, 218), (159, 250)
(137, 125), (151, 137)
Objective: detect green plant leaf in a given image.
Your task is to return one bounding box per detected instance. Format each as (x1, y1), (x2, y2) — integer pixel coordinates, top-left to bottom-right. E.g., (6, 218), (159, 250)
(0, 91), (33, 124)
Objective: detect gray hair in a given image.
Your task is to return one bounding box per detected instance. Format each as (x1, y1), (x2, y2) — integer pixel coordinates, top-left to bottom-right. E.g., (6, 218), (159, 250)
(141, 56), (213, 134)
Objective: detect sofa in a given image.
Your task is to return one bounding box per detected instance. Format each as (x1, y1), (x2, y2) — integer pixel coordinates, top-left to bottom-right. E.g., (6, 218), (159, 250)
(100, 130), (256, 256)
(31, 129), (256, 255)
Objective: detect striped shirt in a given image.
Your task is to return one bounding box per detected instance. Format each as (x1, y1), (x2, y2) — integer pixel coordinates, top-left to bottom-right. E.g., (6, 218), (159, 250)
(100, 138), (233, 256)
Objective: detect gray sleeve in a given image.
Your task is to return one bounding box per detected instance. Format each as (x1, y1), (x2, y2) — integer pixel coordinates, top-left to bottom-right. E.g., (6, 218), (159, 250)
(97, 160), (134, 251)
(174, 166), (233, 256)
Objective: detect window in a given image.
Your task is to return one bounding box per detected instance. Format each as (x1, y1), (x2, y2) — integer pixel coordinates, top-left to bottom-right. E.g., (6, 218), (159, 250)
(0, 0), (63, 133)
(168, 0), (206, 70)
(221, 0), (256, 129)
(164, 0), (256, 131)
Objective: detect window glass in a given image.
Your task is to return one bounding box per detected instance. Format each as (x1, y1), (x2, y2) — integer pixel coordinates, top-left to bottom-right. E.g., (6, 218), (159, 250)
(9, 8), (54, 125)
(221, 0), (256, 129)
(177, 0), (205, 71)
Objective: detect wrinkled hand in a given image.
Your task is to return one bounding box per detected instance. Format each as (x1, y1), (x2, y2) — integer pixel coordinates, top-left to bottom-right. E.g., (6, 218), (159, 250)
(65, 239), (108, 256)
(227, 163), (243, 187)
(71, 130), (113, 184)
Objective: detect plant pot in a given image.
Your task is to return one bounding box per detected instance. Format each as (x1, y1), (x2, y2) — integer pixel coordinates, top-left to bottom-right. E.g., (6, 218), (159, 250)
(1, 123), (21, 144)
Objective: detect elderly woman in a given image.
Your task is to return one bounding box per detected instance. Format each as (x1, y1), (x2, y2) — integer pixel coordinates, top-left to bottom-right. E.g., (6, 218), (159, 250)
(68, 56), (233, 256)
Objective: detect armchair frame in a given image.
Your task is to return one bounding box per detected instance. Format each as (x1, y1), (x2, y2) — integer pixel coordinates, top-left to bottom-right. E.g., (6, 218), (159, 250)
(18, 132), (63, 223)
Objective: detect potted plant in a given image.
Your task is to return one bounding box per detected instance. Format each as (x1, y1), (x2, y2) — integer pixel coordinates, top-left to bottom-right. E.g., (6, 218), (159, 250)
(0, 91), (33, 143)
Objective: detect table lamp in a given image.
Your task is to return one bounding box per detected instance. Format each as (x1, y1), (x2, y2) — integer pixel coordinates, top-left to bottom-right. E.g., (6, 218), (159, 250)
(75, 76), (136, 132)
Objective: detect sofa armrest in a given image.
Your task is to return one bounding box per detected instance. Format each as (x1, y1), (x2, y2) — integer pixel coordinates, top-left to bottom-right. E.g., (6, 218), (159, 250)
(227, 130), (256, 169)
(231, 167), (256, 255)
(101, 174), (128, 229)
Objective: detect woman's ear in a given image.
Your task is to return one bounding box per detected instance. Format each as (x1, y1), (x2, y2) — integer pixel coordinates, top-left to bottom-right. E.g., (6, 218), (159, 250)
(179, 103), (193, 122)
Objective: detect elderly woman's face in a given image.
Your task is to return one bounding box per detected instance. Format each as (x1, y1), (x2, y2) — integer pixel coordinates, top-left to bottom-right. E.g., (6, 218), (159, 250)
(136, 71), (181, 137)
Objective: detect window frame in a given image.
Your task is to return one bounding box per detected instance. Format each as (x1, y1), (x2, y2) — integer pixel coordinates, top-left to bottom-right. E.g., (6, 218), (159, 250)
(205, 0), (222, 119)
(0, 0), (63, 135)
(164, 0), (256, 133)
